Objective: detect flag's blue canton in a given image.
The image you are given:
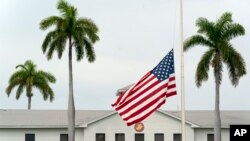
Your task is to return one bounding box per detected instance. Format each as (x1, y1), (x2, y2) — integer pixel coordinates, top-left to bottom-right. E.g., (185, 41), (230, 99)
(152, 49), (174, 81)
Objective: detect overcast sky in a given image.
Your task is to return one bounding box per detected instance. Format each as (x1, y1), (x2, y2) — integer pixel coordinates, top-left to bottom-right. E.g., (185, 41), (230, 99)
(0, 0), (249, 110)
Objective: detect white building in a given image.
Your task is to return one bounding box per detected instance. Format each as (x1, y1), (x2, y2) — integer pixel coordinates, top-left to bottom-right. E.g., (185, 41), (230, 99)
(1, 109), (250, 141)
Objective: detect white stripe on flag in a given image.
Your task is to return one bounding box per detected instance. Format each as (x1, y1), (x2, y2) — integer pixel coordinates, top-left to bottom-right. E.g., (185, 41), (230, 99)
(123, 76), (158, 103)
(126, 95), (166, 123)
(119, 86), (167, 119)
(116, 79), (167, 114)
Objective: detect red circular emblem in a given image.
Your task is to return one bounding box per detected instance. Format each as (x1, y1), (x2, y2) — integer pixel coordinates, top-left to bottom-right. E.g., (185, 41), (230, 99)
(134, 122), (144, 132)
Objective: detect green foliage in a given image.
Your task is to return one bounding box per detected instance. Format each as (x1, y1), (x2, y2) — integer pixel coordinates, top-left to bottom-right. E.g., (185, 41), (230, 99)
(195, 49), (214, 87)
(39, 1), (100, 140)
(6, 60), (56, 102)
(40, 0), (99, 62)
(184, 12), (246, 87)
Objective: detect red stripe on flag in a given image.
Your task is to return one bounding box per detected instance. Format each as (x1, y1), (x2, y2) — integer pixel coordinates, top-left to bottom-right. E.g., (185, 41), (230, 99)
(115, 79), (160, 111)
(122, 92), (166, 121)
(129, 72), (152, 93)
(166, 91), (177, 97)
(131, 74), (155, 93)
(169, 76), (175, 81)
(168, 83), (176, 89)
(118, 83), (167, 116)
(114, 73), (154, 106)
(126, 98), (166, 126)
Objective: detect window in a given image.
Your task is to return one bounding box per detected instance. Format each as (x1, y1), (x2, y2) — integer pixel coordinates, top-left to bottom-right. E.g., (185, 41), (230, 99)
(25, 134), (35, 141)
(60, 134), (68, 141)
(135, 134), (144, 141)
(115, 133), (125, 141)
(96, 133), (105, 141)
(173, 133), (182, 141)
(207, 134), (214, 141)
(155, 133), (164, 141)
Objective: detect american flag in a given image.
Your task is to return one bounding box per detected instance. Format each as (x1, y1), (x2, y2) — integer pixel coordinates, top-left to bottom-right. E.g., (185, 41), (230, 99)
(112, 49), (177, 126)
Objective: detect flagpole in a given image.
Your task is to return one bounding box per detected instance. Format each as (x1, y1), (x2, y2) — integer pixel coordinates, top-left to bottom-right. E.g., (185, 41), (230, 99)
(180, 0), (186, 141)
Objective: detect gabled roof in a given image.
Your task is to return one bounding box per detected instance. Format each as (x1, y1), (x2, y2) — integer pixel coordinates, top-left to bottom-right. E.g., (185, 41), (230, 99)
(1, 109), (250, 129)
(115, 84), (133, 96)
(80, 110), (198, 127)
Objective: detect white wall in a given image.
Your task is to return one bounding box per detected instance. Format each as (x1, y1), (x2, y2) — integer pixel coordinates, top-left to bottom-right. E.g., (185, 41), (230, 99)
(0, 128), (84, 141)
(0, 112), (231, 141)
(83, 111), (194, 141)
(194, 128), (229, 141)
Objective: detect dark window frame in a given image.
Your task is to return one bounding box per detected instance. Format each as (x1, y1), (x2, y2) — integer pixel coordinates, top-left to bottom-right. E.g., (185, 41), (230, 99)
(155, 133), (164, 141)
(207, 134), (214, 141)
(135, 133), (144, 141)
(60, 134), (68, 141)
(96, 133), (105, 141)
(25, 134), (35, 141)
(173, 133), (182, 141)
(115, 133), (125, 141)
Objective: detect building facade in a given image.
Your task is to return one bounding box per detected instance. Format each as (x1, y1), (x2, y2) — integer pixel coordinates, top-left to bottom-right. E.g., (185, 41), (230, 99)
(1, 109), (249, 141)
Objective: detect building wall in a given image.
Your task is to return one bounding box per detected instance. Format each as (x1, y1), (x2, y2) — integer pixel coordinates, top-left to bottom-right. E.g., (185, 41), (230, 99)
(83, 111), (194, 141)
(194, 128), (229, 141)
(0, 112), (231, 141)
(0, 128), (84, 141)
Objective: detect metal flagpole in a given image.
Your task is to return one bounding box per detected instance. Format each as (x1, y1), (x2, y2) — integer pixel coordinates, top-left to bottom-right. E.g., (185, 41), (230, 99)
(180, 0), (186, 141)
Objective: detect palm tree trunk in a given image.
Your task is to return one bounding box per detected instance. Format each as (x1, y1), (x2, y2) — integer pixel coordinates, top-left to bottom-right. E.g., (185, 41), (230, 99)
(68, 37), (75, 141)
(28, 96), (31, 110)
(214, 70), (221, 141)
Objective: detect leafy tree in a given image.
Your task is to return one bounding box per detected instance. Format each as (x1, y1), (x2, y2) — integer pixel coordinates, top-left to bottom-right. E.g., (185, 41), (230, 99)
(184, 12), (246, 141)
(40, 0), (99, 140)
(6, 60), (56, 110)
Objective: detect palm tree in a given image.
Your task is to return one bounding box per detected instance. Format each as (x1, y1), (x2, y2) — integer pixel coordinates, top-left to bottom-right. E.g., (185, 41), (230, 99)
(6, 60), (56, 110)
(39, 0), (99, 141)
(184, 12), (246, 141)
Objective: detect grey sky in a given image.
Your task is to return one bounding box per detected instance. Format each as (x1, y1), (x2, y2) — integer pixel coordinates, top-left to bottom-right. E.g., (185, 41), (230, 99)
(0, 0), (249, 110)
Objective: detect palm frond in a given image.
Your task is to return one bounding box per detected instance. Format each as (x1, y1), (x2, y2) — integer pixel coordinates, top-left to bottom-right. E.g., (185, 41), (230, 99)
(77, 18), (99, 32)
(42, 31), (58, 53)
(83, 37), (96, 62)
(16, 84), (24, 100)
(222, 45), (246, 86)
(16, 64), (27, 70)
(56, 33), (67, 59)
(72, 27), (84, 45)
(70, 7), (78, 20)
(24, 60), (36, 71)
(34, 82), (54, 102)
(216, 12), (232, 29)
(47, 87), (54, 102)
(72, 30), (84, 61)
(57, 0), (77, 20)
(195, 49), (215, 87)
(77, 18), (100, 43)
(184, 35), (214, 51)
(196, 17), (216, 41)
(57, 0), (71, 15)
(40, 16), (62, 30)
(221, 23), (245, 41)
(6, 78), (25, 95)
(9, 70), (27, 84)
(47, 40), (57, 60)
(37, 71), (56, 83)
(75, 45), (84, 61)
